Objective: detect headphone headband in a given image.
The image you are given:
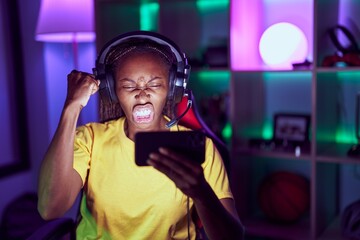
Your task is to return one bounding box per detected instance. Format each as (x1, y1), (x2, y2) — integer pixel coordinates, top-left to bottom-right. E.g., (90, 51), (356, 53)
(97, 31), (186, 68)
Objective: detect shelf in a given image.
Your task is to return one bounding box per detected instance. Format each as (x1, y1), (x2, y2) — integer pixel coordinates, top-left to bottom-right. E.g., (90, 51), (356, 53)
(230, 0), (360, 238)
(316, 67), (360, 73)
(316, 142), (360, 164)
(234, 146), (311, 161)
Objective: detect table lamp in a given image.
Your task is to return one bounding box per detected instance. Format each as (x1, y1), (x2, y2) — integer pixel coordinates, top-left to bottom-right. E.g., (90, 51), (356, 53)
(35, 0), (96, 68)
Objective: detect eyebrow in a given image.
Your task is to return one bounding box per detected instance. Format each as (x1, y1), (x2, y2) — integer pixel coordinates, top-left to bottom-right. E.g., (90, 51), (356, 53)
(118, 76), (163, 83)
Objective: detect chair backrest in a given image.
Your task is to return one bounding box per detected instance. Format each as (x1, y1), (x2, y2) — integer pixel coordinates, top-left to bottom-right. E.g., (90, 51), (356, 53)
(176, 91), (230, 173)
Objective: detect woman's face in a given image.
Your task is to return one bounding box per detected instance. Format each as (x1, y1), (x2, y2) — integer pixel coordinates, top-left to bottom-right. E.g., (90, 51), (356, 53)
(114, 52), (170, 133)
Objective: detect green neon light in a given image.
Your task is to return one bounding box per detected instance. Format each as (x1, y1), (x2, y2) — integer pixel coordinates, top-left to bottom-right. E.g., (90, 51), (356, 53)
(222, 122), (232, 142)
(190, 71), (230, 97)
(197, 71), (230, 83)
(196, 0), (229, 11)
(337, 71), (360, 80)
(336, 128), (357, 144)
(263, 71), (312, 81)
(335, 71), (360, 143)
(262, 121), (273, 140)
(140, 3), (159, 31)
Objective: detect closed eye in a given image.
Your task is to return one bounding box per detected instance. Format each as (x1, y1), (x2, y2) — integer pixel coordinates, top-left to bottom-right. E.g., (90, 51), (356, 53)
(148, 83), (161, 88)
(122, 85), (136, 91)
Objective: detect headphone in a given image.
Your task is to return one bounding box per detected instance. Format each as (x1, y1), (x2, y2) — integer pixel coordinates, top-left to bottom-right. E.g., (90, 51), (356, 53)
(322, 25), (360, 67)
(328, 25), (360, 55)
(93, 31), (191, 105)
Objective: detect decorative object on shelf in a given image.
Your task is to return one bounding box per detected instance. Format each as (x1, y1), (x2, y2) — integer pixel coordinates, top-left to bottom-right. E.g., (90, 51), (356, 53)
(273, 113), (311, 146)
(258, 171), (310, 223)
(341, 199), (360, 239)
(322, 25), (360, 67)
(348, 92), (360, 157)
(249, 113), (311, 155)
(259, 22), (308, 69)
(292, 59), (312, 70)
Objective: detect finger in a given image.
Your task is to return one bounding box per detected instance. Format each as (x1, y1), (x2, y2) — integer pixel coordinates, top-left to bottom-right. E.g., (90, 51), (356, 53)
(84, 73), (99, 84)
(67, 70), (87, 84)
(158, 147), (201, 169)
(158, 148), (204, 183)
(85, 75), (100, 87)
(148, 150), (198, 180)
(90, 80), (100, 95)
(69, 69), (83, 77)
(147, 151), (181, 174)
(148, 152), (204, 195)
(89, 73), (97, 80)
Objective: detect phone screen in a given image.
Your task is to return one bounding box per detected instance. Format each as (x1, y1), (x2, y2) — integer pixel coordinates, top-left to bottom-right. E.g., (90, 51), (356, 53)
(134, 131), (206, 166)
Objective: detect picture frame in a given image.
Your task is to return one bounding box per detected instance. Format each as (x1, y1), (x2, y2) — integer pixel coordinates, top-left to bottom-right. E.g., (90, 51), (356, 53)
(273, 113), (311, 144)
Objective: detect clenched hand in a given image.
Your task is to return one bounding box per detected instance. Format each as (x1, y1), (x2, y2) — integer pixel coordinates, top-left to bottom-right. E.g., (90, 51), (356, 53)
(66, 70), (100, 108)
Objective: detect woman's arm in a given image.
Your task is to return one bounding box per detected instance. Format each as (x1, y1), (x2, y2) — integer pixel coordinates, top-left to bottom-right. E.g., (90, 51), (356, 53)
(192, 184), (244, 239)
(37, 70), (99, 220)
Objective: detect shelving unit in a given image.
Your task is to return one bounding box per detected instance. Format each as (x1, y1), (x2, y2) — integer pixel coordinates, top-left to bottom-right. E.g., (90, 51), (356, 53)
(95, 0), (360, 239)
(230, 0), (360, 240)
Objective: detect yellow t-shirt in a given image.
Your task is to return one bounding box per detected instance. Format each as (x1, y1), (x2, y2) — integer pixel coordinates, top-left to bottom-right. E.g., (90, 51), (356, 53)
(73, 116), (233, 239)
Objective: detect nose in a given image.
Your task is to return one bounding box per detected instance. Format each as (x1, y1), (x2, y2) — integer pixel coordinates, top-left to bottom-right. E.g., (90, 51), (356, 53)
(135, 88), (150, 100)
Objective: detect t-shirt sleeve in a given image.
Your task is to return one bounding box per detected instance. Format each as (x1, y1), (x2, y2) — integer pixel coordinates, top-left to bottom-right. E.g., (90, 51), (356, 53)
(202, 137), (233, 200)
(73, 125), (93, 185)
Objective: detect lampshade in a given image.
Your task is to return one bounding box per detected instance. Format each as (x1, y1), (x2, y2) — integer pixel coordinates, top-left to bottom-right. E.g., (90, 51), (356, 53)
(35, 0), (95, 42)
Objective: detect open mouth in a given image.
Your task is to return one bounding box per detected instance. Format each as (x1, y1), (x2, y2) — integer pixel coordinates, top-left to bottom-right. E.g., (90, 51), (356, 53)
(132, 103), (154, 123)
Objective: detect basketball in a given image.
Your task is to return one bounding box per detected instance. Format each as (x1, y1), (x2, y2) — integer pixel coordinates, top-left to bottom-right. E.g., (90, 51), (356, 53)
(258, 171), (310, 223)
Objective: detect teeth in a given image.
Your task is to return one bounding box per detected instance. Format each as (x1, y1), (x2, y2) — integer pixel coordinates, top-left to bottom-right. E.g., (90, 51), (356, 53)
(135, 109), (151, 117)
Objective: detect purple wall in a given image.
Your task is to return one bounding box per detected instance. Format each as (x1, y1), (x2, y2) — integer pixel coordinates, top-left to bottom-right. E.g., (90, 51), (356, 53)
(0, 0), (96, 220)
(0, 0), (46, 219)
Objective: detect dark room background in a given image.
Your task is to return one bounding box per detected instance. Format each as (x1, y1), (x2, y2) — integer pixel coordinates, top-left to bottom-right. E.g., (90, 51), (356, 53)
(1, 1), (360, 240)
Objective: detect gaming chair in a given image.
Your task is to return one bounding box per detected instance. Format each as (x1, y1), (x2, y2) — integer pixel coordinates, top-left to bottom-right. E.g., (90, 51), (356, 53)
(177, 90), (231, 173)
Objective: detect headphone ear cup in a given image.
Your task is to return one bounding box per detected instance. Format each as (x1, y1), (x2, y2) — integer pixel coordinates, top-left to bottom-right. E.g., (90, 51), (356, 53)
(106, 70), (119, 102)
(98, 68), (118, 103)
(173, 81), (185, 104)
(169, 65), (185, 104)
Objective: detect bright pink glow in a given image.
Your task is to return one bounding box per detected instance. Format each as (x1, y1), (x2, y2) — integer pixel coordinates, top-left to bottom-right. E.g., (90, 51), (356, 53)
(231, 0), (263, 70)
(36, 0), (95, 42)
(230, 0), (313, 70)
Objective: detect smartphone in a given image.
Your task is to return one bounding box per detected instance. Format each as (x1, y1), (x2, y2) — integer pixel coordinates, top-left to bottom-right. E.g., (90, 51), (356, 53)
(134, 131), (206, 166)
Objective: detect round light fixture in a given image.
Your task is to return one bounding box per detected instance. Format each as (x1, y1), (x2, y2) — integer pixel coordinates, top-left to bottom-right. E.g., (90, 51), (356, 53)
(259, 22), (308, 69)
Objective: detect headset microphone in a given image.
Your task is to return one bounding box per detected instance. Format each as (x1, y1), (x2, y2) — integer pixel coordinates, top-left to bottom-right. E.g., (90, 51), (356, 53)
(166, 91), (193, 128)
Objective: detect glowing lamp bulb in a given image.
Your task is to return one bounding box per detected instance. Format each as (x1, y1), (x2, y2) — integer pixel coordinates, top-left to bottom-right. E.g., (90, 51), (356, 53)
(259, 22), (308, 69)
